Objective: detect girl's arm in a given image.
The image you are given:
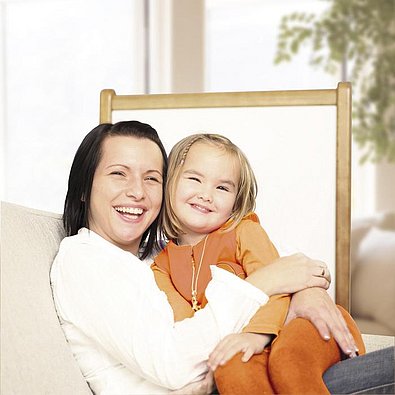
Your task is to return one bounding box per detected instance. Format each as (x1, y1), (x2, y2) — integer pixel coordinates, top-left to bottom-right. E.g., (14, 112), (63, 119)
(205, 218), (289, 369)
(151, 262), (194, 321)
(237, 219), (290, 336)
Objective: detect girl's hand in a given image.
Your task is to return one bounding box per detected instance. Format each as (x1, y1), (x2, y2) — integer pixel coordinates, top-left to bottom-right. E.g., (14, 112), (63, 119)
(207, 333), (271, 371)
(246, 253), (330, 296)
(286, 287), (359, 357)
(171, 370), (215, 395)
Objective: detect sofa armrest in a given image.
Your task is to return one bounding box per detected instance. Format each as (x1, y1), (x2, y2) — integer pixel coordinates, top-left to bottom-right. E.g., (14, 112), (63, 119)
(1, 201), (92, 394)
(362, 334), (395, 353)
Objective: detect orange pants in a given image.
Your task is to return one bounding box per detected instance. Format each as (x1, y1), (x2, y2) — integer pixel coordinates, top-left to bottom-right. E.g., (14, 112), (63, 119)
(214, 306), (366, 395)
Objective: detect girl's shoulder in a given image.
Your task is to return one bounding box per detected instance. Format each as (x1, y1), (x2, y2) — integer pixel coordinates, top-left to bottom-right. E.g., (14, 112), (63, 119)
(236, 212), (270, 236)
(241, 212), (260, 224)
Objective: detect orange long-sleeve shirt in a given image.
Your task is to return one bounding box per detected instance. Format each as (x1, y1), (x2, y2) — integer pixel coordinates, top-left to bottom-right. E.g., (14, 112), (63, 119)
(151, 213), (290, 337)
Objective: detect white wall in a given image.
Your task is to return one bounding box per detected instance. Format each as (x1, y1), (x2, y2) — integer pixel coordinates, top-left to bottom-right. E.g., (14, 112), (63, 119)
(0, 3), (5, 202)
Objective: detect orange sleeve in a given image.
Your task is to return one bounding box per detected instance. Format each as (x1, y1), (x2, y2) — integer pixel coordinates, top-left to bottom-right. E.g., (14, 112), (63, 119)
(151, 253), (194, 322)
(236, 218), (290, 336)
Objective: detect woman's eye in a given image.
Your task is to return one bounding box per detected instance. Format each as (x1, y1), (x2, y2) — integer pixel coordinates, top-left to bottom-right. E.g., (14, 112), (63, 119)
(145, 176), (161, 183)
(111, 171), (125, 176)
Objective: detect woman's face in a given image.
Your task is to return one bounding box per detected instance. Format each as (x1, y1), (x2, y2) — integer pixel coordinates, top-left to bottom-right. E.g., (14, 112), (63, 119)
(89, 135), (164, 254)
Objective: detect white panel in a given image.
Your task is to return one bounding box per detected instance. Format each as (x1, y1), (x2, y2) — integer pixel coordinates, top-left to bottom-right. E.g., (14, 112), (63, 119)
(113, 106), (337, 297)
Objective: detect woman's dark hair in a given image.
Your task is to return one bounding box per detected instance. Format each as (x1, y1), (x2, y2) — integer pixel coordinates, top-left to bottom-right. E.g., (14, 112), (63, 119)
(63, 120), (168, 259)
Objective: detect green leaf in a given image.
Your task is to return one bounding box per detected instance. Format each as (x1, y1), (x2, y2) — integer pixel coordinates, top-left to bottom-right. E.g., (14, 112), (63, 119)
(273, 0), (395, 162)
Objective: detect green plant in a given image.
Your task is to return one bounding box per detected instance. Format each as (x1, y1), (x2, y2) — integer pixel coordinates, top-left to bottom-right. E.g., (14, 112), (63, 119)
(275, 0), (395, 162)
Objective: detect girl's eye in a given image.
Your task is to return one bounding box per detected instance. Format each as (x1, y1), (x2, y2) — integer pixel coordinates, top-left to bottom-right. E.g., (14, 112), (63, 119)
(188, 177), (200, 182)
(217, 186), (230, 192)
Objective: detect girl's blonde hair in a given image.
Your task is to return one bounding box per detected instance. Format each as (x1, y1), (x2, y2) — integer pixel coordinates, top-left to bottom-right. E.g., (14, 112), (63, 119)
(163, 133), (258, 240)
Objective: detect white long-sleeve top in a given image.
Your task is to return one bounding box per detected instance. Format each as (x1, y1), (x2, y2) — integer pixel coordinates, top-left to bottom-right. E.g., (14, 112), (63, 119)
(50, 228), (269, 395)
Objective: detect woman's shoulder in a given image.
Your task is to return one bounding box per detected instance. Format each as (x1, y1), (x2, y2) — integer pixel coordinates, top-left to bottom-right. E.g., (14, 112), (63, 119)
(57, 227), (94, 247)
(52, 228), (150, 287)
(57, 229), (103, 259)
(52, 229), (102, 277)
(54, 228), (136, 275)
(59, 228), (128, 255)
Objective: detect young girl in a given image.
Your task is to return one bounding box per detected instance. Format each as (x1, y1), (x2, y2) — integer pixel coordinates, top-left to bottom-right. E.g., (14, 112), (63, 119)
(151, 133), (365, 394)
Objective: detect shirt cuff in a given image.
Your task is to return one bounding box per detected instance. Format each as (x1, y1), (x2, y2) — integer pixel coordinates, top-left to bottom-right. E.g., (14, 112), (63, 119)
(210, 265), (269, 305)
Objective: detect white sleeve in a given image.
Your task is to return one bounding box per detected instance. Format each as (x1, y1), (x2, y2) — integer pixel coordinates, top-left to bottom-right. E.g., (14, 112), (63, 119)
(51, 241), (268, 390)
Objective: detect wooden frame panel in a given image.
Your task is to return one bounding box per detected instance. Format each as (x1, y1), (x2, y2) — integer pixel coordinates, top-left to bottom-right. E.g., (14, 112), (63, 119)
(99, 82), (352, 309)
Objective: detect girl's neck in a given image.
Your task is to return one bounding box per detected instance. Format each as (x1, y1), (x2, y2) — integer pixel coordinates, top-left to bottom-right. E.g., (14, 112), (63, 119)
(177, 233), (208, 247)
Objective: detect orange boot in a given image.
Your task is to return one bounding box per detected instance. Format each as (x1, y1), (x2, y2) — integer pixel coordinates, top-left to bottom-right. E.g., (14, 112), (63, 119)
(214, 349), (274, 395)
(268, 305), (366, 395)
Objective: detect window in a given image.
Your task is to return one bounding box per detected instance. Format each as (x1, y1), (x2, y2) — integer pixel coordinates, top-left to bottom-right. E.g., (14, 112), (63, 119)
(1, 0), (145, 213)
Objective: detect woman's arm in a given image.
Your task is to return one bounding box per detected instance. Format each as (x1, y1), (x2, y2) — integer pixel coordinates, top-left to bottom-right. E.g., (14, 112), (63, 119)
(286, 287), (359, 355)
(246, 252), (331, 295)
(51, 235), (332, 390)
(51, 238), (268, 390)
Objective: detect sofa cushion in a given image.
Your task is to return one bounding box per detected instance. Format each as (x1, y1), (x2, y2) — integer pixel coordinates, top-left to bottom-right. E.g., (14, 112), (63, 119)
(1, 201), (92, 394)
(351, 227), (395, 334)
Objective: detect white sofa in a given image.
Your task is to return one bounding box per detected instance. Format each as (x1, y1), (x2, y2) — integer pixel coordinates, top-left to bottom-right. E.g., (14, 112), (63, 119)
(1, 201), (394, 394)
(1, 201), (92, 394)
(351, 212), (395, 336)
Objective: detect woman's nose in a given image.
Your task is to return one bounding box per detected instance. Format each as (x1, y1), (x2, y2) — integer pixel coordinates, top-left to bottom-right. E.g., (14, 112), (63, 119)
(125, 178), (145, 200)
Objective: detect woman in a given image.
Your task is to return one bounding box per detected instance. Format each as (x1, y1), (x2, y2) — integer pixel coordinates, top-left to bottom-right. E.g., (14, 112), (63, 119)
(51, 121), (391, 394)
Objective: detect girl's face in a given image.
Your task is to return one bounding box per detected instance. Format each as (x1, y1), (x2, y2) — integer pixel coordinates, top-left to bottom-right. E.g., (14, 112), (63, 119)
(174, 142), (240, 245)
(89, 135), (164, 254)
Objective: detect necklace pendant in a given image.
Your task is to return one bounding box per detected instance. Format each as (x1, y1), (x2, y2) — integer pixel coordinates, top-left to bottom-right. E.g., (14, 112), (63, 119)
(191, 293), (201, 312)
(190, 236), (208, 313)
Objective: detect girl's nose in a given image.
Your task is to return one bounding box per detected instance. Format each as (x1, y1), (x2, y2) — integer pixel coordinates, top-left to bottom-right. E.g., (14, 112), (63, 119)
(197, 189), (212, 203)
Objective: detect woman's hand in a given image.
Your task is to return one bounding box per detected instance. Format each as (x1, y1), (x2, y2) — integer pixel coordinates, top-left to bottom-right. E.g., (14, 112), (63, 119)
(246, 253), (330, 296)
(170, 370), (215, 395)
(208, 333), (271, 371)
(286, 287), (359, 357)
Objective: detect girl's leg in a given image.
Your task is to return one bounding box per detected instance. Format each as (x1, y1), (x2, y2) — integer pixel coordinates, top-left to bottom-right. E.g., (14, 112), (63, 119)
(214, 349), (274, 395)
(268, 305), (366, 395)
